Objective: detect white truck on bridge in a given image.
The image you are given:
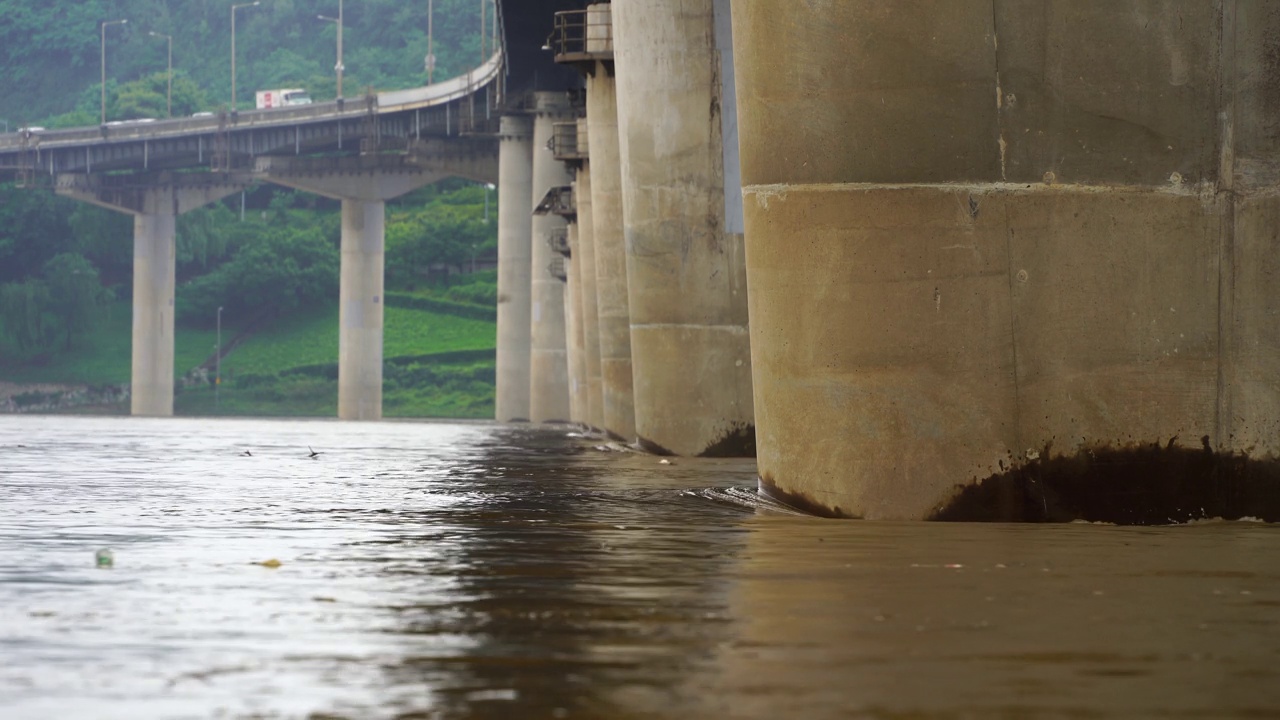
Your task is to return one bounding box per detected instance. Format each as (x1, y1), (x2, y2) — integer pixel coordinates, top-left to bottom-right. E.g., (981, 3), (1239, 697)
(255, 89), (313, 109)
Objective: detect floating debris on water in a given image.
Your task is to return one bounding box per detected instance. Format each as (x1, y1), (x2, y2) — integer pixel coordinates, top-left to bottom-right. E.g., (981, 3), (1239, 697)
(253, 559), (282, 569)
(95, 549), (113, 568)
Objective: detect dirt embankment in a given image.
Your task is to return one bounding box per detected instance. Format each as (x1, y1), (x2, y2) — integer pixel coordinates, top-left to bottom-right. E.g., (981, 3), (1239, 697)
(0, 381), (129, 414)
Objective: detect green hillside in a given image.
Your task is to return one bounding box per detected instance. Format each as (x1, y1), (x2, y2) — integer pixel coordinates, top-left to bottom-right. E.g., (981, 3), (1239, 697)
(0, 0), (498, 125)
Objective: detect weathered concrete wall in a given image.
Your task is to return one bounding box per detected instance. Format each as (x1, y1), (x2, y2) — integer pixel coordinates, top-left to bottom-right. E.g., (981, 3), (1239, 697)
(337, 200), (385, 421)
(733, 1), (1280, 519)
(131, 212), (177, 417)
(613, 0), (755, 457)
(529, 93), (574, 423)
(576, 165), (606, 431)
(565, 223), (588, 425)
(495, 116), (534, 422)
(587, 65), (637, 441)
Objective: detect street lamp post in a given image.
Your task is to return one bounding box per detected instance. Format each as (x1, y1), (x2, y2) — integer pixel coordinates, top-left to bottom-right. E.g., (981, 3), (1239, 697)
(483, 182), (495, 223)
(231, 1), (260, 112)
(425, 0), (435, 84)
(216, 306), (223, 410)
(101, 19), (128, 124)
(148, 31), (173, 118)
(317, 0), (344, 99)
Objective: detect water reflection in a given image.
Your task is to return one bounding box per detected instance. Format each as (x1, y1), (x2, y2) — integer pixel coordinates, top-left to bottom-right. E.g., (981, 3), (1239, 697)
(1, 416), (1278, 718)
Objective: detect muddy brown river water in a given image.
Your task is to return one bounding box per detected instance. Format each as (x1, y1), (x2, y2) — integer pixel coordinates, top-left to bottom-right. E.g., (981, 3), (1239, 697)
(1, 415), (1278, 719)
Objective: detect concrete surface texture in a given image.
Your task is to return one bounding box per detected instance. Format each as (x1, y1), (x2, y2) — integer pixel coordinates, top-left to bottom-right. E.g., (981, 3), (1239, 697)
(732, 1), (1280, 518)
(586, 66), (637, 442)
(613, 0), (755, 457)
(337, 200), (386, 421)
(529, 93), (574, 423)
(495, 116), (535, 422)
(131, 212), (177, 417)
(565, 223), (588, 425)
(575, 165), (606, 431)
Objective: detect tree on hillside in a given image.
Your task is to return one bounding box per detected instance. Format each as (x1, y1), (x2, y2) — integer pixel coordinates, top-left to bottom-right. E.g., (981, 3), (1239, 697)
(178, 224), (338, 325)
(0, 279), (54, 353)
(113, 71), (210, 119)
(42, 252), (113, 350)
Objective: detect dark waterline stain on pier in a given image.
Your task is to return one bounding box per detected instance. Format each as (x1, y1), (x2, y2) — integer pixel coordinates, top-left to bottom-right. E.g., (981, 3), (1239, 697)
(935, 437), (1280, 524)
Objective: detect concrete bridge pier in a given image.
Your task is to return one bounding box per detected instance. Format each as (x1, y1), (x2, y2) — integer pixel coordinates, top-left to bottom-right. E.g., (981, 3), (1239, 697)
(732, 2), (1280, 519)
(529, 92), (574, 423)
(495, 116), (535, 422)
(55, 173), (249, 416)
(613, 0), (754, 456)
(258, 156), (457, 421)
(575, 165), (606, 431)
(586, 61), (637, 442)
(564, 222), (588, 425)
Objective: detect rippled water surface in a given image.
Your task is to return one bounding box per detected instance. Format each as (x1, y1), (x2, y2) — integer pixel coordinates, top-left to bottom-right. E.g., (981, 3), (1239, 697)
(2, 415), (1279, 719)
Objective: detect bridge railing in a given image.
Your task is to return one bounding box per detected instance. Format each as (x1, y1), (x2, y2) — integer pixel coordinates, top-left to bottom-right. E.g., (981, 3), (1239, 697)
(549, 7), (614, 63)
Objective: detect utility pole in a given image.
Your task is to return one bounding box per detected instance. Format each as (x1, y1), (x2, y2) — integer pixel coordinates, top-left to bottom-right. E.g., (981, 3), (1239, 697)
(426, 0), (435, 84)
(100, 19), (128, 124)
(231, 2), (260, 112)
(149, 31), (173, 117)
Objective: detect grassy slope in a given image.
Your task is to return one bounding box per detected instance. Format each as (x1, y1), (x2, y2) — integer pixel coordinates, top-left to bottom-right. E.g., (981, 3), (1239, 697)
(222, 300), (496, 377)
(0, 301), (228, 386)
(0, 299), (497, 419)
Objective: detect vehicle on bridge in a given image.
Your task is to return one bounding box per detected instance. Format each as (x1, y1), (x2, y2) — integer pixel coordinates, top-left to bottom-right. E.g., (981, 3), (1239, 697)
(255, 89), (312, 109)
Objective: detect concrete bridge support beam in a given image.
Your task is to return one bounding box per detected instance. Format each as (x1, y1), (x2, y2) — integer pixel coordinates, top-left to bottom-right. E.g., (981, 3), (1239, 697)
(131, 212), (178, 416)
(613, 0), (754, 456)
(576, 165), (605, 431)
(587, 65), (637, 442)
(529, 93), (574, 423)
(565, 223), (588, 425)
(338, 200), (386, 421)
(55, 173), (249, 417)
(257, 156), (445, 421)
(495, 116), (535, 422)
(732, 2), (1280, 519)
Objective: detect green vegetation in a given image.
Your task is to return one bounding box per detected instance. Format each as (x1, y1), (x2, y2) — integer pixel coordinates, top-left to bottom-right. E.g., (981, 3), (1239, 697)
(1, 181), (499, 418)
(0, 0), (499, 124)
(0, 2), (505, 418)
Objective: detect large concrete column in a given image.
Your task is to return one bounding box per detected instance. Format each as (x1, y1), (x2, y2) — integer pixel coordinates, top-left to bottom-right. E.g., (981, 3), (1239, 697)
(733, 2), (1280, 519)
(576, 164), (606, 431)
(338, 200), (385, 421)
(565, 222), (588, 425)
(257, 155), (468, 422)
(55, 173), (249, 417)
(529, 93), (574, 423)
(131, 212), (177, 416)
(613, 0), (754, 456)
(495, 116), (535, 422)
(587, 63), (637, 442)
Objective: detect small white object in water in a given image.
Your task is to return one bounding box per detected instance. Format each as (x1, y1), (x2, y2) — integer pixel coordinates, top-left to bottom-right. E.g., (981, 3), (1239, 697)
(95, 548), (114, 568)
(658, 459), (672, 465)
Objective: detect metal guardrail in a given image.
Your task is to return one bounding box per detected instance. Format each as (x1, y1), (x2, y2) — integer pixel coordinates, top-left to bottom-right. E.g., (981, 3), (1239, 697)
(0, 20), (507, 154)
(549, 8), (613, 63)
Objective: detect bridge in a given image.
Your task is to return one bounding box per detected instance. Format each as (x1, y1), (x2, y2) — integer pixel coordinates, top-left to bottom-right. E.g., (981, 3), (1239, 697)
(4, 0), (1280, 521)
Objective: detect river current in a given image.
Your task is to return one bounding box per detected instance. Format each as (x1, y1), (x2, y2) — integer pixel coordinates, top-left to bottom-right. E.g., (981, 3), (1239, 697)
(1, 415), (1278, 719)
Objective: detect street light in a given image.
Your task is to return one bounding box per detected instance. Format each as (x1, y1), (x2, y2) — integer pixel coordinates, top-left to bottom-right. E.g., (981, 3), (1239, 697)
(101, 19), (128, 124)
(483, 182), (495, 223)
(317, 0), (344, 99)
(231, 1), (260, 112)
(216, 306), (223, 410)
(425, 0), (435, 84)
(148, 31), (173, 118)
